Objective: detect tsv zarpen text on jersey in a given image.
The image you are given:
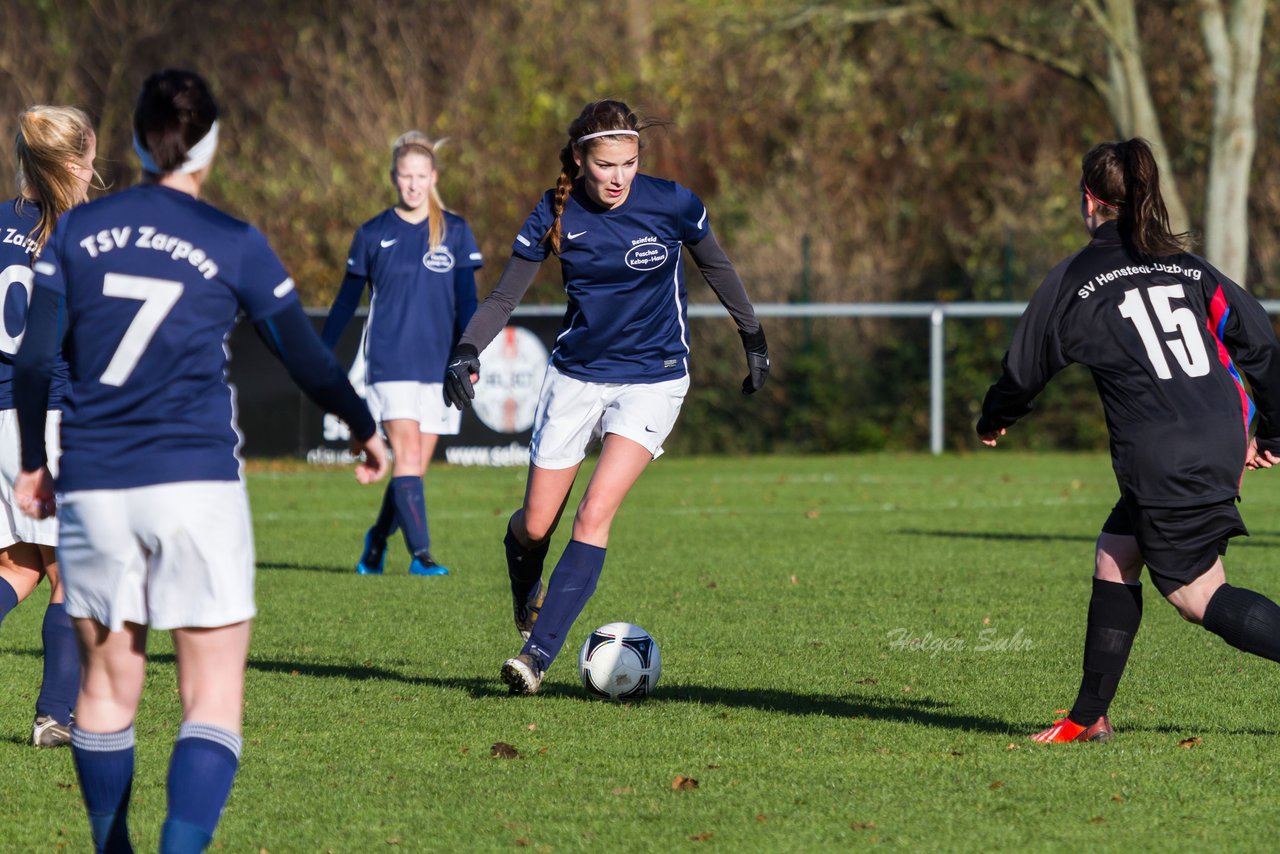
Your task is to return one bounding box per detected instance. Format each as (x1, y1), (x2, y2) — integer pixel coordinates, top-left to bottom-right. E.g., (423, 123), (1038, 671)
(76, 226), (219, 279)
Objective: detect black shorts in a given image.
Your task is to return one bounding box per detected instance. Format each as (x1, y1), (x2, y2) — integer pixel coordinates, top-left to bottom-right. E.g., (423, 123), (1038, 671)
(1101, 497), (1247, 596)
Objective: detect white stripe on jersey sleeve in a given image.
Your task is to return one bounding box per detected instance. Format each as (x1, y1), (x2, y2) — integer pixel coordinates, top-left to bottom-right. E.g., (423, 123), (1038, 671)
(516, 235), (531, 247)
(469, 252), (483, 261)
(34, 261), (56, 275)
(273, 278), (295, 298)
(696, 207), (707, 230)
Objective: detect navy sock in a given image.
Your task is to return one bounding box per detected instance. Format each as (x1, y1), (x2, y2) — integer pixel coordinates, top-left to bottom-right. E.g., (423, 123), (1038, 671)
(505, 521), (551, 602)
(0, 576), (18, 627)
(71, 725), (135, 854)
(391, 476), (430, 557)
(1204, 584), (1280, 662)
(36, 602), (80, 724)
(1068, 578), (1142, 726)
(370, 481), (399, 544)
(523, 540), (606, 672)
(160, 722), (243, 854)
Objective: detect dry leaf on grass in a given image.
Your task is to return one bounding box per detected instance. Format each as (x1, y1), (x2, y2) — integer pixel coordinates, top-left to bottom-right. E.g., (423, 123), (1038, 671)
(690, 832), (713, 841)
(990, 780), (1004, 790)
(855, 677), (879, 685)
(672, 775), (699, 791)
(490, 742), (520, 759)
(850, 821), (877, 831)
(1178, 737), (1202, 749)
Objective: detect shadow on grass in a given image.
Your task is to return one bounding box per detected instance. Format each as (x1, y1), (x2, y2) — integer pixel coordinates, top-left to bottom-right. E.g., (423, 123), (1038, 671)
(896, 528), (1095, 544)
(256, 561), (352, 575)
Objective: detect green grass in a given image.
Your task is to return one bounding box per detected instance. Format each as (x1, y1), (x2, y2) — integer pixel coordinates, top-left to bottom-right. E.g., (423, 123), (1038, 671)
(4, 452), (1280, 851)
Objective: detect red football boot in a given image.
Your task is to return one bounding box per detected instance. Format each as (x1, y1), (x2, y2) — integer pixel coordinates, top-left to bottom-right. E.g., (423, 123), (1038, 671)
(1030, 715), (1113, 743)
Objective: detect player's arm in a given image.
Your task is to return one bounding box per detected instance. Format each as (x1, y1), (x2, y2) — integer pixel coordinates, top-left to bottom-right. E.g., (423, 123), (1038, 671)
(1209, 273), (1280, 457)
(444, 254), (541, 409)
(320, 271), (367, 350)
(977, 271), (1071, 444)
(686, 227), (769, 395)
(452, 265), (478, 347)
(13, 284), (62, 516)
(255, 302), (387, 482)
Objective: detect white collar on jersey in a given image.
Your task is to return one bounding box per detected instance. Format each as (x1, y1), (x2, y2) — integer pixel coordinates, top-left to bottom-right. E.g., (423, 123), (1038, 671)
(133, 120), (220, 175)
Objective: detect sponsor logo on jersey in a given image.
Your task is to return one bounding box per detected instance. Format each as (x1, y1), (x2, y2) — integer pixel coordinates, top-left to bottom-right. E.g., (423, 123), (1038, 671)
(380, 238), (397, 248)
(625, 236), (668, 271)
(567, 230), (587, 240)
(423, 246), (455, 273)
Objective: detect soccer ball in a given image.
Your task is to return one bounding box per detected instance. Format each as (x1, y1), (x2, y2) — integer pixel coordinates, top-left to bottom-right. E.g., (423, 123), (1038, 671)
(578, 622), (661, 701)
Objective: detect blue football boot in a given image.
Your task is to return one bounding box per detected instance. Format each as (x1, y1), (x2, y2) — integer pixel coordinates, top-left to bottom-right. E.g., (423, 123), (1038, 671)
(356, 530), (386, 575)
(409, 552), (449, 577)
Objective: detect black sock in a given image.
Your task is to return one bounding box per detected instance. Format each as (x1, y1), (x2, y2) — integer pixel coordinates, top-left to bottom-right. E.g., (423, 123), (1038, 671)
(1068, 578), (1143, 726)
(505, 521), (550, 602)
(1203, 584), (1280, 662)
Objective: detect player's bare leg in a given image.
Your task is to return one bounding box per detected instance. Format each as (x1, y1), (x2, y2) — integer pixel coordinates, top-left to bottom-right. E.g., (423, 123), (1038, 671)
(163, 621), (251, 851)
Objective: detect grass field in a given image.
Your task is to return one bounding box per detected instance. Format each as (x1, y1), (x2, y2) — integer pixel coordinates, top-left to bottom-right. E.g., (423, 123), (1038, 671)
(4, 452), (1280, 852)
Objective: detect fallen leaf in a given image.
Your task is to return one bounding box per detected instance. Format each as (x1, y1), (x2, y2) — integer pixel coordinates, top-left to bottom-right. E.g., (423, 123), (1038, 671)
(385, 836), (401, 845)
(290, 670), (300, 677)
(949, 751), (963, 757)
(1054, 709), (1070, 716)
(790, 574), (799, 585)
(805, 510), (820, 519)
(850, 821), (877, 831)
(706, 764), (721, 769)
(705, 581), (717, 589)
(515, 839), (530, 847)
(527, 723), (537, 731)
(902, 685), (912, 693)
(990, 780), (1004, 790)
(672, 775), (699, 791)
(690, 832), (713, 841)
(1089, 816), (1106, 824)
(856, 677), (879, 685)
(982, 616), (990, 626)
(612, 787), (633, 795)
(538, 747), (549, 754)
(1111, 794), (1124, 803)
(755, 815), (767, 823)
(1178, 737), (1202, 749)
(490, 742), (520, 759)
(459, 746), (469, 754)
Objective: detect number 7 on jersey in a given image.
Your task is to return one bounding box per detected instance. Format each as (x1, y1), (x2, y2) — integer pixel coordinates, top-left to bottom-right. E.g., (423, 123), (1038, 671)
(100, 273), (184, 387)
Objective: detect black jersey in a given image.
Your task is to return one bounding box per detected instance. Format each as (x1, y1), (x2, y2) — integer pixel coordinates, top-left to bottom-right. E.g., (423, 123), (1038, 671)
(980, 221), (1280, 507)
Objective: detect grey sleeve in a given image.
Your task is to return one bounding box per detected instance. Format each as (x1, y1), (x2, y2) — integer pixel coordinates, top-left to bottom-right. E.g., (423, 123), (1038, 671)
(686, 228), (760, 335)
(458, 254), (543, 352)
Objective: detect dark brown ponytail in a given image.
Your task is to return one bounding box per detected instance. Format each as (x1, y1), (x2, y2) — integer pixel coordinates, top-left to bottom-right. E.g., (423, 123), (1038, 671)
(133, 69), (218, 174)
(544, 100), (654, 254)
(1081, 138), (1187, 258)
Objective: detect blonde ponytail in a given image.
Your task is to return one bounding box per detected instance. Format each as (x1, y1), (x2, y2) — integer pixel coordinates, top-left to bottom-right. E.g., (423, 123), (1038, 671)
(15, 105), (98, 252)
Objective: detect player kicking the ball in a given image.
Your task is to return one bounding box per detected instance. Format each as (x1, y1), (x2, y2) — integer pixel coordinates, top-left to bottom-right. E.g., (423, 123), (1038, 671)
(979, 138), (1280, 743)
(445, 100), (769, 695)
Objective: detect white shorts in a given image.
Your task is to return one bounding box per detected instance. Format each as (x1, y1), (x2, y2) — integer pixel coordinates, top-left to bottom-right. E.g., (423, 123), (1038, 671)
(58, 481), (256, 632)
(367, 381), (462, 435)
(530, 365), (690, 469)
(0, 408), (61, 549)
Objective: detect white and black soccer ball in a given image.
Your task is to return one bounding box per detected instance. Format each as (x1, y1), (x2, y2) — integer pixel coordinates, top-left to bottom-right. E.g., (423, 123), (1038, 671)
(578, 622), (661, 701)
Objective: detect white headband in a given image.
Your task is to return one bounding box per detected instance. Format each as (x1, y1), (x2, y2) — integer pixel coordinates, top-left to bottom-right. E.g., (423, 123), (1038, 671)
(134, 119), (220, 175)
(575, 129), (639, 146)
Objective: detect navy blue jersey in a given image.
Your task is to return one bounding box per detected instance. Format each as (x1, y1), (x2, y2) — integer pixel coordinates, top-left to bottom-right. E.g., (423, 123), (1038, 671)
(512, 174), (710, 383)
(0, 199), (67, 409)
(32, 184), (302, 491)
(345, 209), (482, 383)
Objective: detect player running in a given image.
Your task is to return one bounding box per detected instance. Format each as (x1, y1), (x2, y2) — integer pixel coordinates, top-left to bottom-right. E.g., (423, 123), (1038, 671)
(13, 69), (388, 852)
(444, 100), (770, 695)
(0, 105), (98, 747)
(322, 131), (481, 577)
(978, 137), (1280, 743)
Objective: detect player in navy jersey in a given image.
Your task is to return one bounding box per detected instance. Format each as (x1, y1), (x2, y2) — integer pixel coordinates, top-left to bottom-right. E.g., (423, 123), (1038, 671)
(0, 105), (98, 747)
(444, 100), (770, 695)
(322, 131), (481, 577)
(978, 138), (1280, 743)
(13, 70), (388, 853)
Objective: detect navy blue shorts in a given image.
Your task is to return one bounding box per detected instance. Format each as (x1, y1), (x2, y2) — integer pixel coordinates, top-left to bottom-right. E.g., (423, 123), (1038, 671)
(1101, 497), (1246, 596)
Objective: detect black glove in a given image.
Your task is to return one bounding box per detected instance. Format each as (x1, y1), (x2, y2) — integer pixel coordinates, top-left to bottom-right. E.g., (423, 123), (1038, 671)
(443, 344), (481, 410)
(740, 326), (770, 395)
